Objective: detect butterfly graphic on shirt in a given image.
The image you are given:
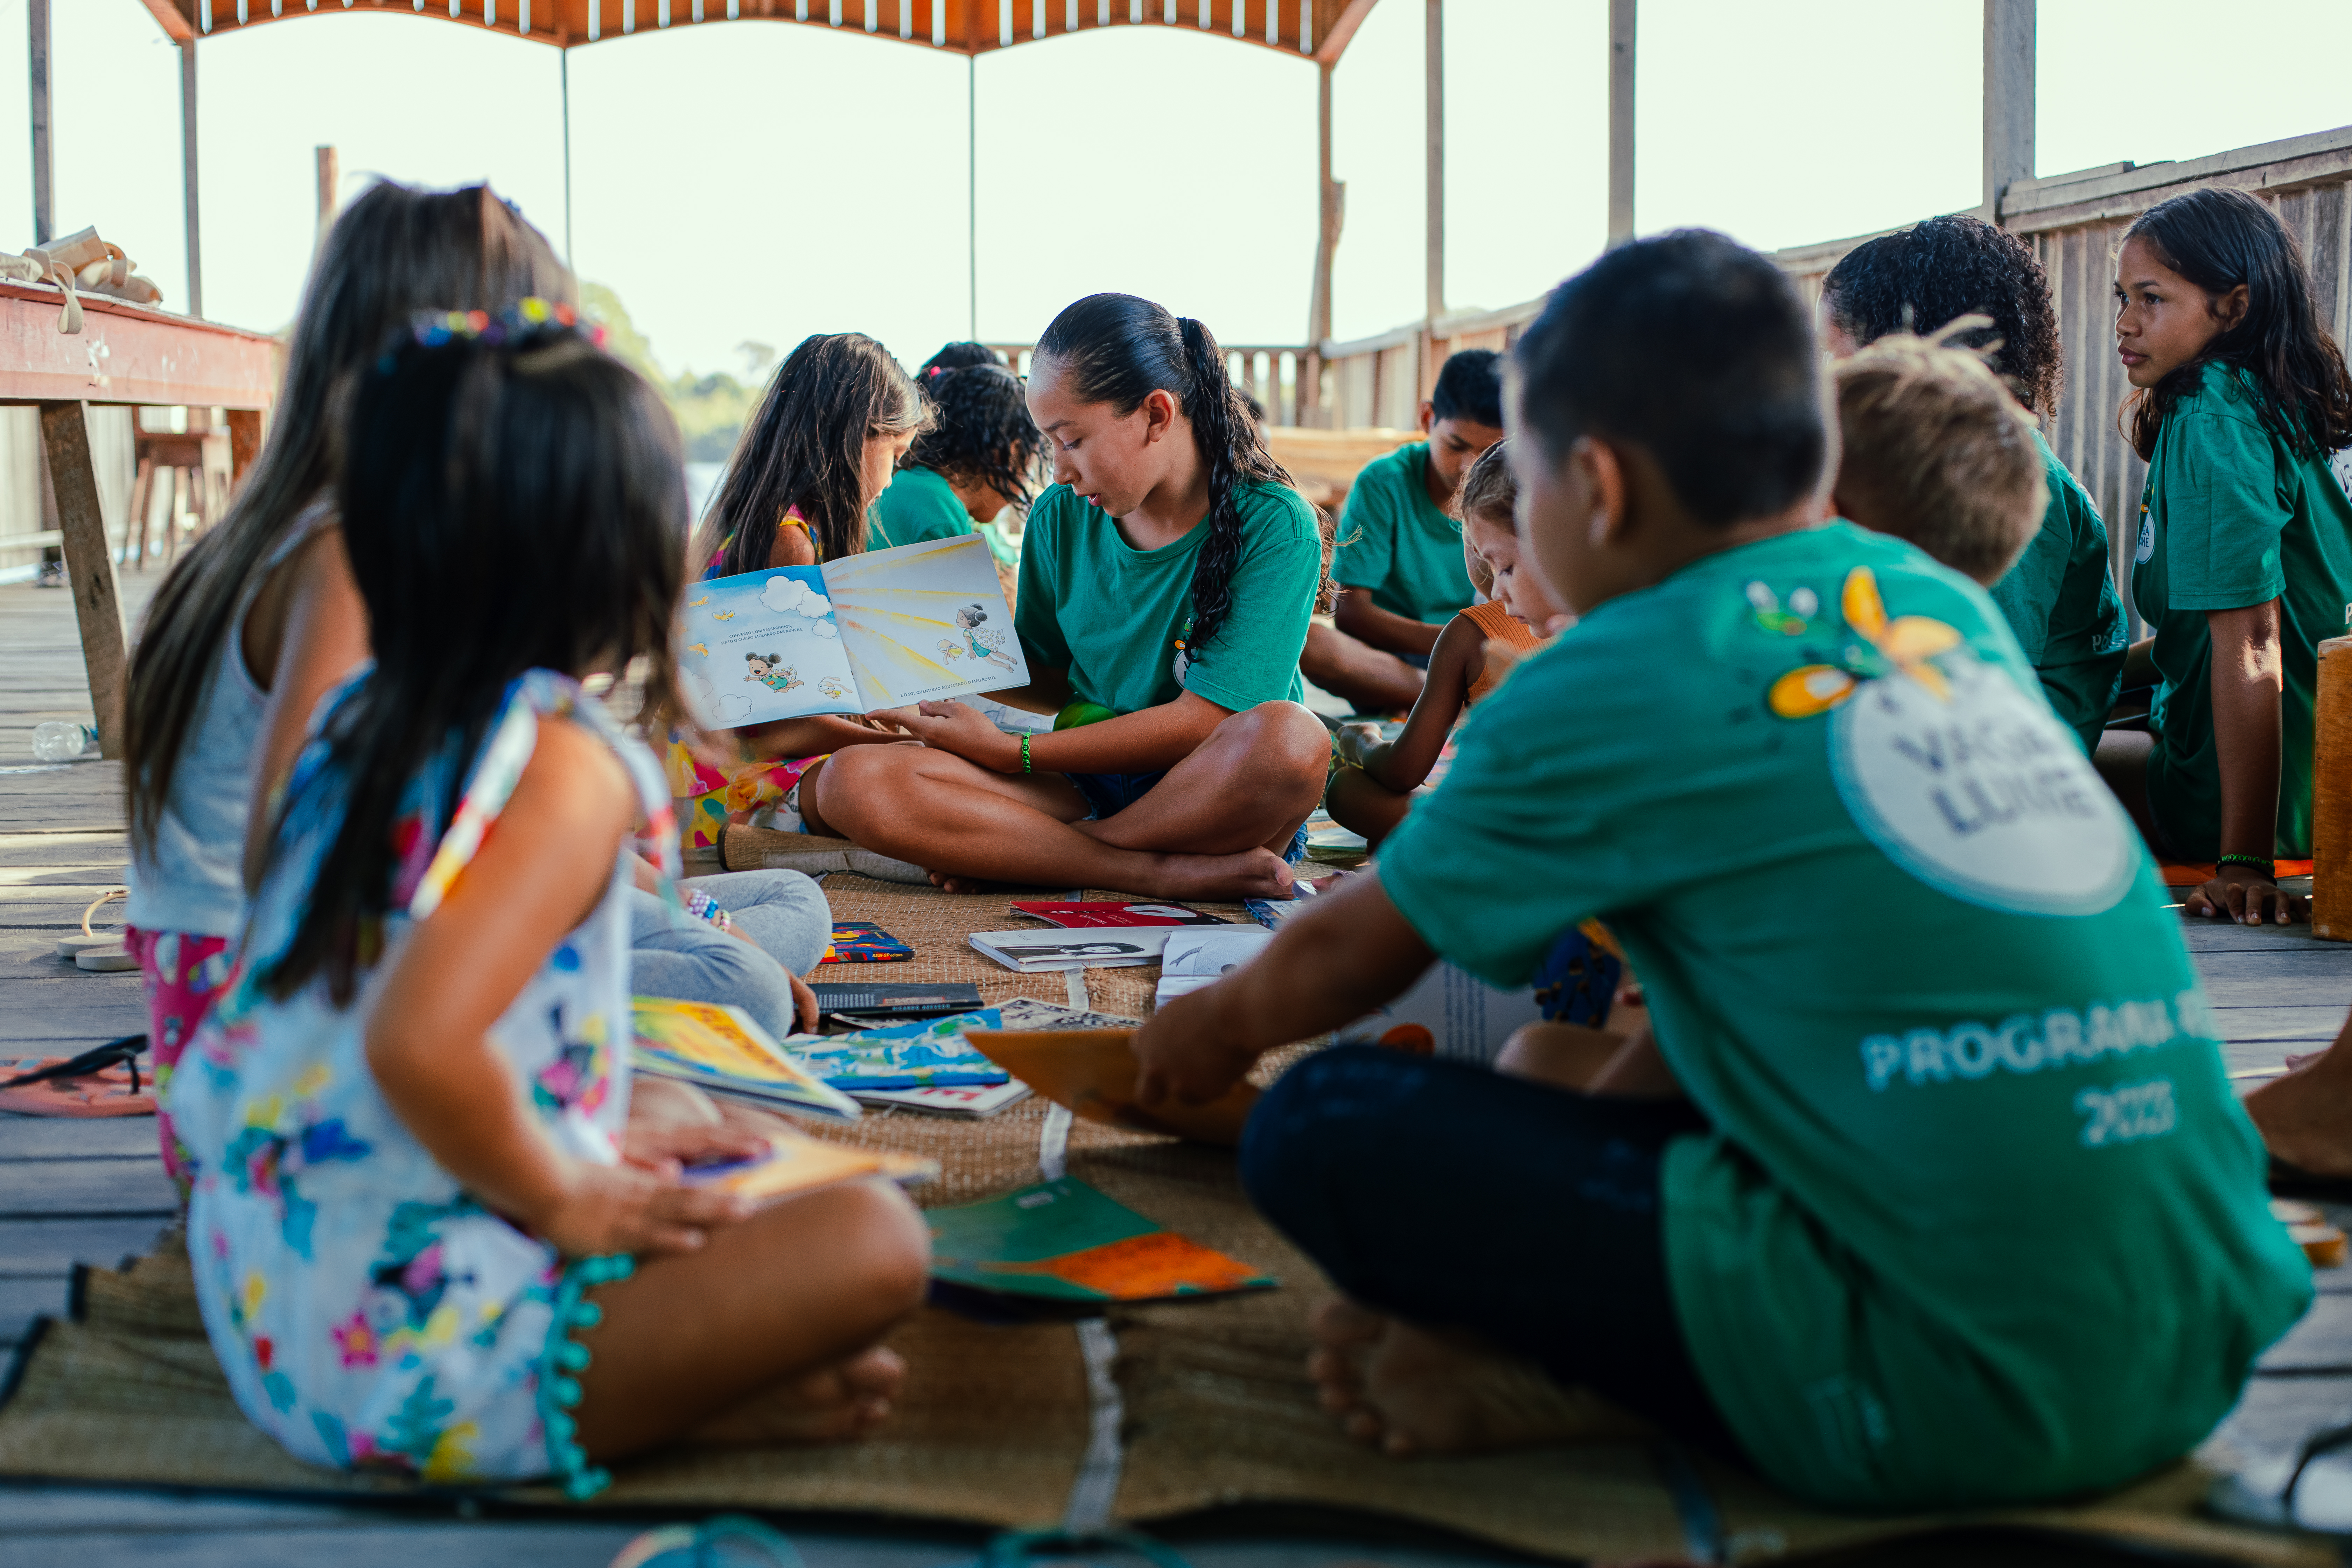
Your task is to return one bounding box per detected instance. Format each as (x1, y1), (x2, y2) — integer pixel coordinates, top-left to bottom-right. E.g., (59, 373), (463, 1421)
(1766, 567), (1963, 720)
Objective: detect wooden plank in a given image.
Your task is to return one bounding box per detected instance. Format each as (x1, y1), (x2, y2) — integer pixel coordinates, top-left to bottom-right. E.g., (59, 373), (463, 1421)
(0, 1272), (69, 1346)
(0, 1118), (160, 1160)
(0, 290), (277, 410)
(0, 1216), (167, 1274)
(39, 404), (126, 761)
(2259, 1291), (2352, 1374)
(0, 995), (147, 1043)
(0, 1519), (663, 1566)
(0, 1156), (176, 1217)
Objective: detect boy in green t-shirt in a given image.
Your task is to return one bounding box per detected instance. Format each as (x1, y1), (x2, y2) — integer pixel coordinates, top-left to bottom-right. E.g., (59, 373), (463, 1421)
(1300, 351), (1505, 714)
(1132, 232), (2308, 1511)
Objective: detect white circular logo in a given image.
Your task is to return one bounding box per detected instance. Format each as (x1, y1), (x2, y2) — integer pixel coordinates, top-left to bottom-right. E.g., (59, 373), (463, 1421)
(1830, 656), (2137, 917)
(2134, 511), (2155, 565)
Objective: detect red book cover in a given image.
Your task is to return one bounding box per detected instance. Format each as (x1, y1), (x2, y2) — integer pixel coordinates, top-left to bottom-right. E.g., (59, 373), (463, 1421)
(1008, 901), (1228, 929)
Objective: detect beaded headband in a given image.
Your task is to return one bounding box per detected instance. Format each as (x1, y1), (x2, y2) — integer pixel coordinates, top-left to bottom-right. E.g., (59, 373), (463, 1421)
(404, 296), (607, 353)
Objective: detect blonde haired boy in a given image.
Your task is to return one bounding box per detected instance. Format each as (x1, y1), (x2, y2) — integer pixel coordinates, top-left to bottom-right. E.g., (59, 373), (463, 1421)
(1830, 333), (2048, 586)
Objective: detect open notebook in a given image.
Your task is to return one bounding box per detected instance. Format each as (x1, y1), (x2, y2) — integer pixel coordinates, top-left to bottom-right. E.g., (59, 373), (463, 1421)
(678, 533), (1029, 727)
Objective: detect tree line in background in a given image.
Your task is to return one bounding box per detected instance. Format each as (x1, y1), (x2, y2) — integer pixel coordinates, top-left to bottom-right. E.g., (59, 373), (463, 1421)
(583, 283), (769, 463)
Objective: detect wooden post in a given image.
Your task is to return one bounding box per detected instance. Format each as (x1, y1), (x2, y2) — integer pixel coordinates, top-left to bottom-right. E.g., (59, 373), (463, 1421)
(315, 145), (340, 255)
(181, 38), (202, 318)
(1982, 0), (2035, 219)
(560, 49), (575, 265)
(1423, 0), (1444, 329)
(967, 51), (978, 340)
(1303, 60), (1340, 428)
(28, 0), (52, 246)
(40, 403), (128, 760)
(1607, 0), (1635, 247)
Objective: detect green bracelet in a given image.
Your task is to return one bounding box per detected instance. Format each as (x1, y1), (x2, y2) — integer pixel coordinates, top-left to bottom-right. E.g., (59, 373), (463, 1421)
(2216, 853), (2276, 875)
(1020, 732), (1032, 775)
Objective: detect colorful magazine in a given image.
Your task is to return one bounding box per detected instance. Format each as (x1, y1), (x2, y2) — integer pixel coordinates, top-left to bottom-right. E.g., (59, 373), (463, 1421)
(780, 1010), (1009, 1090)
(676, 533), (1028, 728)
(928, 1177), (1276, 1302)
(630, 997), (862, 1122)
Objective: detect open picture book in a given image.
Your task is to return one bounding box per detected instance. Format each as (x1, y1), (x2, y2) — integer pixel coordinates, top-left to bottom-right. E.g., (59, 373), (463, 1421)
(677, 533), (1029, 728)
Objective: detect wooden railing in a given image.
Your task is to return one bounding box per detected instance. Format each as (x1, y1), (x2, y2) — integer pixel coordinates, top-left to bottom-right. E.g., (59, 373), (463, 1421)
(987, 342), (1313, 428)
(1307, 122), (2352, 626)
(1773, 125), (2352, 631)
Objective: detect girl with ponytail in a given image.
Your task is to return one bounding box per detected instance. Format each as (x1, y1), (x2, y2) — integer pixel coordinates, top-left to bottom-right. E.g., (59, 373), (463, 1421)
(817, 294), (1332, 900)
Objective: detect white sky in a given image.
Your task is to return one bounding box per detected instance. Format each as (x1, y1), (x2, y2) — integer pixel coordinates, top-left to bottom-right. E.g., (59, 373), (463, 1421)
(0, 0), (2347, 378)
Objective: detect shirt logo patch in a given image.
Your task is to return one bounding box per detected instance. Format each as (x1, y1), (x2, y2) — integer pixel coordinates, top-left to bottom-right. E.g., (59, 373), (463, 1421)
(2134, 507), (2155, 565)
(1831, 652), (2138, 917)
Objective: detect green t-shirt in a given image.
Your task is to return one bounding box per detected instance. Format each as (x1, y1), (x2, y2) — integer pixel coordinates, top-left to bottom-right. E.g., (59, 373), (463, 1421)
(1014, 480), (1320, 716)
(2133, 361), (2352, 859)
(1378, 522), (2307, 1510)
(1987, 431), (2128, 753)
(1331, 442), (1475, 624)
(867, 465), (972, 552)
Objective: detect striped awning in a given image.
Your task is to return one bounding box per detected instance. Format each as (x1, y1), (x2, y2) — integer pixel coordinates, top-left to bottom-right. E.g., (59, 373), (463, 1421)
(135, 0), (1378, 63)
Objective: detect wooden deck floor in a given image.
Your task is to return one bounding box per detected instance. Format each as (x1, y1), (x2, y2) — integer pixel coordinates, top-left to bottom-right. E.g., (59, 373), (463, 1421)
(6, 574), (2352, 1564)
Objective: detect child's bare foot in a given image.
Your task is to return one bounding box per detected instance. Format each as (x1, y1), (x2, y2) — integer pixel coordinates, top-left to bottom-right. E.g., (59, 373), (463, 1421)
(2248, 1049), (2352, 1178)
(685, 1344), (907, 1446)
(927, 868), (1004, 896)
(1149, 847), (1294, 902)
(1306, 1297), (1648, 1456)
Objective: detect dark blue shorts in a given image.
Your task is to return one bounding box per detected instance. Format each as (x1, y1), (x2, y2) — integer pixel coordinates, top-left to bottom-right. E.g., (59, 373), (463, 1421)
(1065, 769), (1309, 864)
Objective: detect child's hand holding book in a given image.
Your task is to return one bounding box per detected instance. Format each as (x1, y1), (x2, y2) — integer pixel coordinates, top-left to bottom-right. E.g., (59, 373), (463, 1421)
(531, 1156), (756, 1259)
(871, 699), (1022, 772)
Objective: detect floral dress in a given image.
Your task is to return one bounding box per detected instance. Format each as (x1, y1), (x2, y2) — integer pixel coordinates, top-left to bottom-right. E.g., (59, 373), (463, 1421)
(670, 514), (827, 848)
(168, 670), (674, 1497)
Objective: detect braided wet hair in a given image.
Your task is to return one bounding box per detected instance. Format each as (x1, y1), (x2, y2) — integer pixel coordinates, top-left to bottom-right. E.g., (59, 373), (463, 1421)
(1034, 294), (1319, 664)
(904, 363), (1046, 515)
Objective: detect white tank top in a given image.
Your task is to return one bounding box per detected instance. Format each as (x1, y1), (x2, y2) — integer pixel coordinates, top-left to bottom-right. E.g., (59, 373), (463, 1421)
(125, 503), (337, 938)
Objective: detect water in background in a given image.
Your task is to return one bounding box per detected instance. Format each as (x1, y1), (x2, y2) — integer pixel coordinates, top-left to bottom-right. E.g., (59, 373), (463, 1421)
(685, 462), (725, 531)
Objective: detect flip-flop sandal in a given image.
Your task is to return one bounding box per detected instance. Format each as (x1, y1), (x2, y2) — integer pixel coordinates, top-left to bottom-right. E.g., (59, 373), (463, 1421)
(2213, 1420), (2352, 1534)
(0, 1035), (153, 1117)
(57, 889), (127, 960)
(0, 247), (81, 333)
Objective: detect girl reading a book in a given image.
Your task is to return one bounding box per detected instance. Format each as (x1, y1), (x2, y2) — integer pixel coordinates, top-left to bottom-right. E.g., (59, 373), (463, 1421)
(170, 309), (929, 1496)
(813, 294), (1333, 901)
(670, 333), (931, 848)
(1326, 441), (1548, 848)
(122, 182), (572, 1198)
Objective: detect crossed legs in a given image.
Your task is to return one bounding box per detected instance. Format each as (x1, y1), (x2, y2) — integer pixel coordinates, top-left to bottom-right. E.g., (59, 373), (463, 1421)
(814, 701), (1330, 899)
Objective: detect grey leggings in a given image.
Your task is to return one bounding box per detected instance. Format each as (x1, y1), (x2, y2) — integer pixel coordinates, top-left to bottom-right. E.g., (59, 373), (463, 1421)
(629, 870), (831, 1040)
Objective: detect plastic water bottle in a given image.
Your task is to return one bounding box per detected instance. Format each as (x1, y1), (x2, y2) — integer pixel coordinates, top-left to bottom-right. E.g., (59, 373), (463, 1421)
(30, 721), (93, 763)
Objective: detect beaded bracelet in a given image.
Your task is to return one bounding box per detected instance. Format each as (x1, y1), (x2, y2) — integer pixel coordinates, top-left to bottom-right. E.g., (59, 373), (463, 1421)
(2216, 853), (2277, 876)
(1020, 732), (1032, 775)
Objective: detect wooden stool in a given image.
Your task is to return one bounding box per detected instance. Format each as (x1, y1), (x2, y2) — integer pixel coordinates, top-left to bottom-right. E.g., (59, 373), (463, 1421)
(124, 425), (230, 569)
